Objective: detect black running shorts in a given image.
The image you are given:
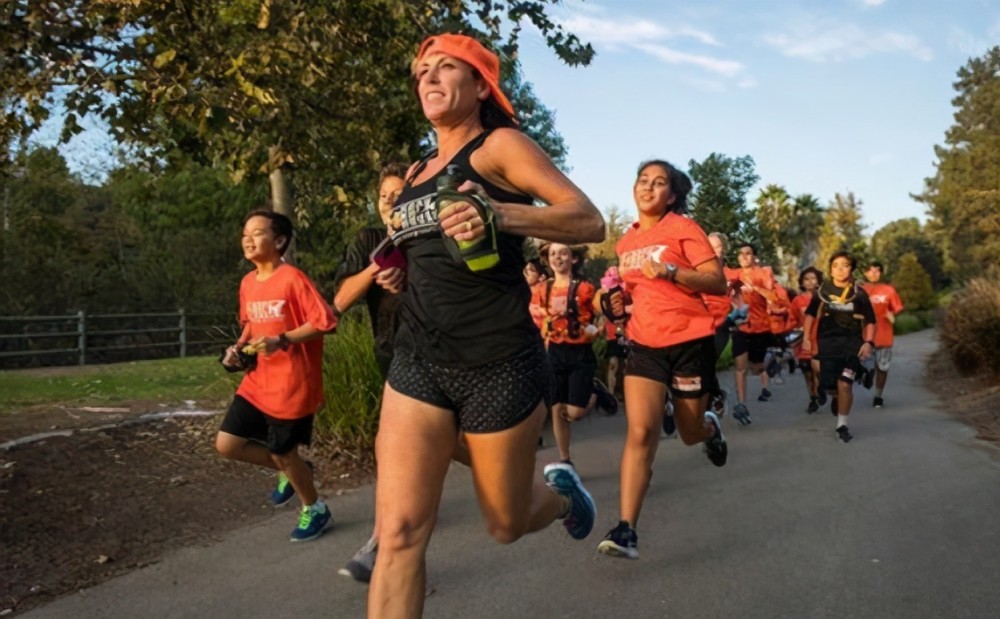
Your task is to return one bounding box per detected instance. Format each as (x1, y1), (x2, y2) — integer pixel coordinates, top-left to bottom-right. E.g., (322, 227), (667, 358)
(220, 395), (313, 455)
(625, 336), (715, 400)
(816, 335), (864, 392)
(387, 342), (550, 434)
(731, 330), (772, 364)
(547, 342), (597, 408)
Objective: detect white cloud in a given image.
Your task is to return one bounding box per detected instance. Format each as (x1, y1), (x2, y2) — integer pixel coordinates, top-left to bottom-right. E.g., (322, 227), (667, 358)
(555, 13), (746, 86)
(868, 153), (895, 165)
(765, 20), (933, 62)
(862, 0), (887, 7)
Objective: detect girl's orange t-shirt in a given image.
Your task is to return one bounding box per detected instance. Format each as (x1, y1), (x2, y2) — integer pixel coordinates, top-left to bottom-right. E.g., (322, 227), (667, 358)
(616, 213), (717, 348)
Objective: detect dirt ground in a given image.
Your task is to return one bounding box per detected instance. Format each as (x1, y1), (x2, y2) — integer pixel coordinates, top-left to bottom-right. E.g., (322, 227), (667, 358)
(2, 350), (998, 616)
(0, 410), (374, 616)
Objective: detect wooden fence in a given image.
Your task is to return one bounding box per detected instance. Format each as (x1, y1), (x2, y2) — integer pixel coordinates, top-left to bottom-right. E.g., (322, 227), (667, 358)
(0, 311), (237, 368)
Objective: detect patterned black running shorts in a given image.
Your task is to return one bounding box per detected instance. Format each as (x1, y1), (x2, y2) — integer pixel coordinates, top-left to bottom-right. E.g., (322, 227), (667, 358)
(387, 342), (551, 434)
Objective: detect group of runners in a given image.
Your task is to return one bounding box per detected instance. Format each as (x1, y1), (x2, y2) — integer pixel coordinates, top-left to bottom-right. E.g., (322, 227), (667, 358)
(209, 33), (906, 619)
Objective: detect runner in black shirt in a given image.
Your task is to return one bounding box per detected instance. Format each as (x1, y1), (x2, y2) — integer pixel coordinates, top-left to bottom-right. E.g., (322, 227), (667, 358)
(368, 34), (605, 618)
(802, 251), (877, 443)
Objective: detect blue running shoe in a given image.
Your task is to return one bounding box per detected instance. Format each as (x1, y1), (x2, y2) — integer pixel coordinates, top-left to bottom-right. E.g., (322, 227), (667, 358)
(733, 403), (752, 426)
(290, 503), (332, 542)
(271, 473), (296, 506)
(543, 462), (596, 540)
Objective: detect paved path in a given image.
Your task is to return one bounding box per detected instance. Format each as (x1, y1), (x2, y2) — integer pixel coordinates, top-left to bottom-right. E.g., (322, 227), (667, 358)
(24, 330), (1000, 618)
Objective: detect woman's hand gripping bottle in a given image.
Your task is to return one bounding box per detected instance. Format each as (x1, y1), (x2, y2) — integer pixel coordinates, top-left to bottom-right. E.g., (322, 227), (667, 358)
(435, 165), (500, 272)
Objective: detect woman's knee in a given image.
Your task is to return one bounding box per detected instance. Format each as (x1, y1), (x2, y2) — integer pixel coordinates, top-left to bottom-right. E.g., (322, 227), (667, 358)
(564, 405), (588, 421)
(214, 433), (241, 459)
(484, 514), (529, 545)
(378, 513), (435, 554)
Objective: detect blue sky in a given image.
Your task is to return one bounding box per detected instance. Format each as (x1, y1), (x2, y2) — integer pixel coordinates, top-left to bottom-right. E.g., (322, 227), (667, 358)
(37, 0), (999, 235)
(514, 0), (1000, 232)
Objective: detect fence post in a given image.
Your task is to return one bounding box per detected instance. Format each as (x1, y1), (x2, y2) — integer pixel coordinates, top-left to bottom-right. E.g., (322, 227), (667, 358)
(77, 310), (86, 366)
(178, 308), (187, 358)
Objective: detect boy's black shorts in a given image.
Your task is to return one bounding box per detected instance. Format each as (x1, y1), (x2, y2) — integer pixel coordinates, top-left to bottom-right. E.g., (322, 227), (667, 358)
(548, 342), (598, 408)
(731, 330), (773, 364)
(220, 395), (314, 455)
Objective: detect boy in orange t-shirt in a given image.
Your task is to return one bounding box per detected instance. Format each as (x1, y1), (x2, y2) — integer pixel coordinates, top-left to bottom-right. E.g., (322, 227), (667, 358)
(862, 261), (905, 408)
(217, 210), (338, 542)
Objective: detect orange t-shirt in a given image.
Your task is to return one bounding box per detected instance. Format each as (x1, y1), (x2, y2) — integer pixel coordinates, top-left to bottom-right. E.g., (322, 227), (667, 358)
(702, 275), (733, 329)
(616, 213), (717, 348)
(529, 279), (596, 345)
(790, 291), (818, 360)
(861, 282), (904, 347)
(725, 265), (777, 334)
(236, 264), (338, 420)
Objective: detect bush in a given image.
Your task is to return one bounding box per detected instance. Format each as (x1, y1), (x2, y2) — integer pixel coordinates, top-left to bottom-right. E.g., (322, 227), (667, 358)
(893, 311), (929, 335)
(938, 278), (1000, 377)
(315, 312), (384, 448)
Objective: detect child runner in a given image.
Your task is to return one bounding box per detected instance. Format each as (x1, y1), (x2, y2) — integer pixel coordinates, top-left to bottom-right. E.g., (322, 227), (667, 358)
(790, 266), (824, 413)
(597, 159), (727, 560)
(216, 210), (338, 542)
(861, 261), (904, 408)
(598, 264), (630, 401)
(531, 243), (615, 469)
(802, 251), (877, 443)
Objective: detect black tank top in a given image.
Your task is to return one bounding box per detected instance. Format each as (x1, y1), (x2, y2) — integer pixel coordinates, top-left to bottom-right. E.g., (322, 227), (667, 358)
(387, 130), (537, 366)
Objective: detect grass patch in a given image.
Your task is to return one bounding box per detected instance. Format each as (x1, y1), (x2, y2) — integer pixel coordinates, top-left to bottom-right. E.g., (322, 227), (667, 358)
(0, 355), (239, 413)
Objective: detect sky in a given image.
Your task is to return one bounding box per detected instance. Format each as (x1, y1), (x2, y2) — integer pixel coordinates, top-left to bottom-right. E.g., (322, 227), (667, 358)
(511, 0), (1000, 232)
(36, 0), (1000, 235)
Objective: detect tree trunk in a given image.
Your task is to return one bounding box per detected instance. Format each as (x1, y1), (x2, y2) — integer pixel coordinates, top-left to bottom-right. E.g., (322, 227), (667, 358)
(268, 145), (295, 262)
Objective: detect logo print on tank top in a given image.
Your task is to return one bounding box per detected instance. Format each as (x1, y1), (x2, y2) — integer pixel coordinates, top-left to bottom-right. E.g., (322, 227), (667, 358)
(388, 195), (438, 243)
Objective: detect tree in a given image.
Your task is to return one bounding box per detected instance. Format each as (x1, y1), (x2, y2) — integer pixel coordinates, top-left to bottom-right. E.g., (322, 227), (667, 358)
(870, 217), (946, 289)
(915, 46), (1000, 282)
(817, 191), (868, 273)
(893, 252), (935, 310)
(789, 193), (825, 271)
(1, 1), (593, 227)
(688, 153), (762, 260)
(754, 184), (793, 279)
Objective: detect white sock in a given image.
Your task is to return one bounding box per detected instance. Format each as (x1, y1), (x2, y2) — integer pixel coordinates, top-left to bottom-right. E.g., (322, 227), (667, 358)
(837, 415), (848, 428)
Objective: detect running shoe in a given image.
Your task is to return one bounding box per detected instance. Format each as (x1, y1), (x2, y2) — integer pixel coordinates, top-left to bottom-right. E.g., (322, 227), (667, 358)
(270, 461), (314, 507)
(836, 426), (853, 443)
(873, 396), (884, 408)
(807, 398), (819, 414)
(703, 411), (727, 467)
(597, 521), (638, 560)
(733, 403), (752, 426)
(766, 357), (781, 378)
(271, 472), (296, 506)
(339, 536), (377, 583)
(711, 390), (728, 419)
(290, 503), (332, 542)
(543, 462), (596, 540)
(757, 388), (772, 402)
(662, 411), (677, 437)
(817, 391), (828, 406)
(593, 378), (619, 415)
(772, 374), (785, 385)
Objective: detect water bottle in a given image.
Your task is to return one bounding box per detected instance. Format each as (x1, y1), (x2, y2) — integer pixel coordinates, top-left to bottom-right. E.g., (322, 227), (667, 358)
(435, 165), (500, 272)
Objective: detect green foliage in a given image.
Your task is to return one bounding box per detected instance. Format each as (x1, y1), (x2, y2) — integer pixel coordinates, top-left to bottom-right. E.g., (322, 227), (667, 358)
(817, 191), (869, 271)
(0, 356), (239, 413)
(315, 313), (384, 448)
(689, 153), (762, 255)
(893, 252), (936, 311)
(939, 278), (1000, 376)
(892, 311), (931, 336)
(870, 218), (946, 289)
(915, 46), (1000, 282)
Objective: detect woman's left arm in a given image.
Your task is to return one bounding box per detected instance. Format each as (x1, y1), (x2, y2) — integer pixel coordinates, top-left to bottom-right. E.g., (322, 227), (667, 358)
(644, 257), (726, 296)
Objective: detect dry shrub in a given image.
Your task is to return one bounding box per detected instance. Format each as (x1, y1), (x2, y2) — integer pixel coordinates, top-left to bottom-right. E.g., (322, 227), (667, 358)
(939, 278), (1000, 376)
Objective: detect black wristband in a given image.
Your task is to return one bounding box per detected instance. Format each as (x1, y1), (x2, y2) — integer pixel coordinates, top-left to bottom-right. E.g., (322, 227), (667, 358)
(278, 333), (292, 350)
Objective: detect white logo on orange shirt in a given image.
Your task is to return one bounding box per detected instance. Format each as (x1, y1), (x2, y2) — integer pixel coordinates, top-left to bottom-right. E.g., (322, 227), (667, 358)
(246, 300), (286, 323)
(870, 294), (888, 305)
(620, 245), (668, 272)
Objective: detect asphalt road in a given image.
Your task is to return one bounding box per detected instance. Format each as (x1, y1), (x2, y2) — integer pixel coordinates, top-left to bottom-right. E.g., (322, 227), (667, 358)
(23, 329), (1000, 618)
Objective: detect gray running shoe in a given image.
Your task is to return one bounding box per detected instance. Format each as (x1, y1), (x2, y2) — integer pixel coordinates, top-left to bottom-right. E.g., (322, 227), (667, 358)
(733, 403), (752, 426)
(339, 536), (378, 583)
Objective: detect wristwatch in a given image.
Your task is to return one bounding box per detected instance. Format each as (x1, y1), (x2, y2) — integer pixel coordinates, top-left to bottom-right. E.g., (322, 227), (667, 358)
(664, 263), (678, 282)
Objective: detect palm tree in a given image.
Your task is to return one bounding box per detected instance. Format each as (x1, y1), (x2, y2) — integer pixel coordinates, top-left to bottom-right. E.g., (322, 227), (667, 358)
(789, 193), (825, 273)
